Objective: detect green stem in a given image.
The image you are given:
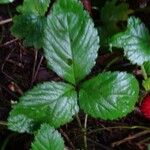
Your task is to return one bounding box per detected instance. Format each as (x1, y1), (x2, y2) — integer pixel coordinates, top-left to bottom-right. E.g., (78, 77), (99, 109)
(103, 57), (120, 72)
(141, 65), (148, 80)
(75, 114), (82, 129)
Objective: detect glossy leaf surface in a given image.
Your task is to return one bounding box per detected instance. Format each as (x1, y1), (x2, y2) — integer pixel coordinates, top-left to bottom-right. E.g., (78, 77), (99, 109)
(44, 0), (99, 84)
(31, 124), (64, 150)
(8, 82), (79, 132)
(79, 72), (139, 120)
(110, 17), (150, 65)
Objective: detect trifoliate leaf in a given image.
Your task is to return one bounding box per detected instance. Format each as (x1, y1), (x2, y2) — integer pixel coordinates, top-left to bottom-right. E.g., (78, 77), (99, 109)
(8, 82), (79, 133)
(44, 0), (100, 85)
(144, 61), (150, 76)
(31, 124), (64, 150)
(100, 0), (132, 46)
(110, 17), (150, 65)
(11, 0), (51, 49)
(79, 72), (139, 120)
(0, 0), (14, 4)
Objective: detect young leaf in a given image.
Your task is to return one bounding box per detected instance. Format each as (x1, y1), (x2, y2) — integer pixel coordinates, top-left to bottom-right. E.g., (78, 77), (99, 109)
(44, 0), (100, 85)
(12, 14), (47, 49)
(100, 0), (132, 46)
(144, 61), (150, 76)
(11, 0), (51, 49)
(17, 0), (50, 15)
(0, 0), (14, 4)
(110, 17), (150, 65)
(79, 72), (139, 120)
(31, 124), (64, 150)
(8, 82), (79, 132)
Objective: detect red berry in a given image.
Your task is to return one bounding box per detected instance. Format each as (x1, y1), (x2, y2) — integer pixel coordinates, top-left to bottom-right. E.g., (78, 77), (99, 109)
(140, 95), (150, 119)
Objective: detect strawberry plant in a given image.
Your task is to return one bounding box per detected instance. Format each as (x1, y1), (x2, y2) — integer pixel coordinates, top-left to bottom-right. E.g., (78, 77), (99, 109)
(3, 0), (150, 149)
(5, 0), (141, 149)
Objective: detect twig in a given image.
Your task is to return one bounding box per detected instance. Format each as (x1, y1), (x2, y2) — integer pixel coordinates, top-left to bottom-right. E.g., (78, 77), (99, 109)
(83, 114), (88, 150)
(103, 57), (120, 72)
(0, 38), (18, 48)
(0, 121), (7, 126)
(0, 26), (4, 43)
(1, 49), (15, 81)
(60, 129), (76, 150)
(75, 114), (83, 129)
(112, 130), (150, 147)
(87, 138), (111, 150)
(32, 56), (44, 83)
(87, 125), (150, 135)
(0, 18), (12, 26)
(31, 50), (38, 85)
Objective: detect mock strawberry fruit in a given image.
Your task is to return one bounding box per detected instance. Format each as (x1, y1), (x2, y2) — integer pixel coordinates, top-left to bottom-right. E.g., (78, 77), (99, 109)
(140, 95), (150, 119)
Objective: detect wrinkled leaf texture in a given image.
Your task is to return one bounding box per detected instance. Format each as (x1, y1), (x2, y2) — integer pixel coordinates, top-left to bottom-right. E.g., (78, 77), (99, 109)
(79, 72), (139, 120)
(110, 17), (150, 65)
(44, 0), (100, 85)
(31, 124), (64, 150)
(8, 82), (79, 132)
(11, 0), (51, 49)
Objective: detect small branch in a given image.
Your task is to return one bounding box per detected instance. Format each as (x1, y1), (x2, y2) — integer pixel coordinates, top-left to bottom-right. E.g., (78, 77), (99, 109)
(83, 114), (88, 150)
(75, 114), (83, 129)
(32, 56), (44, 83)
(112, 130), (150, 147)
(87, 125), (150, 135)
(31, 50), (38, 86)
(0, 38), (18, 48)
(60, 129), (76, 150)
(0, 18), (12, 26)
(103, 57), (120, 72)
(0, 121), (7, 126)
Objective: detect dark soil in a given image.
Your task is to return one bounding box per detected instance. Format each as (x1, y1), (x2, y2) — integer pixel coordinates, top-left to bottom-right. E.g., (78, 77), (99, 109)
(1, 0), (150, 150)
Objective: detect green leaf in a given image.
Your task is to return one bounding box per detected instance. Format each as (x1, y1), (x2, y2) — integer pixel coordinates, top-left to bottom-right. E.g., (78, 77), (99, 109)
(11, 0), (51, 49)
(144, 61), (150, 76)
(44, 0), (100, 85)
(31, 124), (64, 150)
(0, 0), (14, 4)
(79, 72), (139, 120)
(142, 78), (150, 91)
(100, 0), (132, 46)
(8, 82), (79, 132)
(17, 0), (50, 15)
(110, 17), (150, 65)
(11, 14), (47, 49)
(8, 114), (34, 133)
